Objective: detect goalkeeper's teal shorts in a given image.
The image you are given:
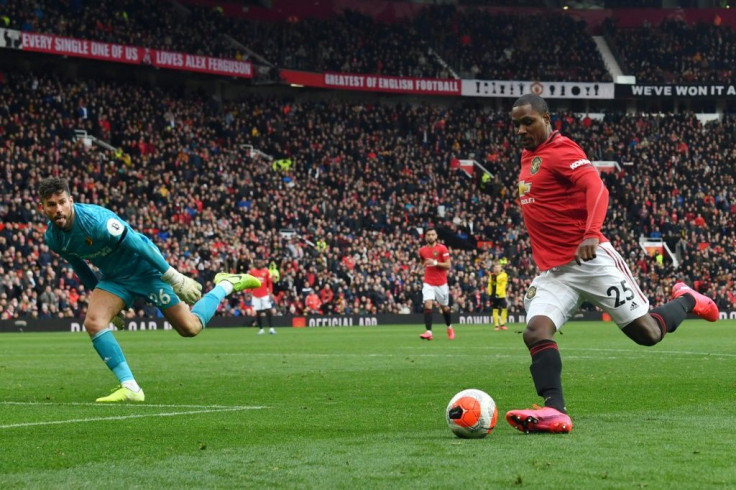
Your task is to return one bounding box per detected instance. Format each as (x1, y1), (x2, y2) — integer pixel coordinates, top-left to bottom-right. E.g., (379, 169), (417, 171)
(96, 270), (181, 310)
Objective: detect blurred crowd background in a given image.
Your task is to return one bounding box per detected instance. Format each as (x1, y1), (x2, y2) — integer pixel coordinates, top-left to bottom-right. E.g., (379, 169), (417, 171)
(0, 0), (734, 323)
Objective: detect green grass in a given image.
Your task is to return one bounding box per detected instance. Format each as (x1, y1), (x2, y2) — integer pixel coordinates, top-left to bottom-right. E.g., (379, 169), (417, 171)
(1, 320), (734, 489)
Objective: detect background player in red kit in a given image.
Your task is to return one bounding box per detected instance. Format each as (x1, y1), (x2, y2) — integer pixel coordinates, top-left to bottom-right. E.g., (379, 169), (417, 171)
(249, 258), (276, 335)
(505, 94), (719, 434)
(418, 227), (454, 340)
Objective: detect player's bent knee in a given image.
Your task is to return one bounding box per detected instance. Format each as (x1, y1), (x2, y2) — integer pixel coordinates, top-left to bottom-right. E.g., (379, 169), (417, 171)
(636, 336), (659, 347)
(83, 314), (111, 335)
(631, 328), (661, 347)
(623, 317), (662, 346)
(523, 317), (556, 346)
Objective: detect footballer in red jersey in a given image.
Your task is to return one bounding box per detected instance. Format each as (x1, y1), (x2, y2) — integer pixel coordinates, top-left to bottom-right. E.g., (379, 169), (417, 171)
(417, 228), (455, 341)
(504, 94), (718, 434)
(249, 259), (276, 335)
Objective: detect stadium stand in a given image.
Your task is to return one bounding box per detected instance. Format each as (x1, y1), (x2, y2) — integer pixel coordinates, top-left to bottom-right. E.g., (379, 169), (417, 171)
(606, 17), (736, 84)
(3, 0), (614, 81)
(0, 1), (734, 323)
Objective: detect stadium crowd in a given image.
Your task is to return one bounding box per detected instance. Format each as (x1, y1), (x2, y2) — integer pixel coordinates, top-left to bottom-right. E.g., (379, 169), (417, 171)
(2, 1), (609, 81)
(6, 0), (736, 84)
(0, 0), (240, 59)
(606, 17), (736, 84)
(0, 70), (734, 324)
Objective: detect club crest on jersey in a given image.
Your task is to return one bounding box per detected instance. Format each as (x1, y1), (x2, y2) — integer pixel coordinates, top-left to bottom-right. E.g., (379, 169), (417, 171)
(85, 237), (93, 246)
(531, 156), (542, 174)
(526, 286), (537, 299)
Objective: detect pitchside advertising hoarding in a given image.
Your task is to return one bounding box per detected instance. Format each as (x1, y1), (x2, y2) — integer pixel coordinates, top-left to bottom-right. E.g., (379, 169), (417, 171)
(5, 311), (734, 333)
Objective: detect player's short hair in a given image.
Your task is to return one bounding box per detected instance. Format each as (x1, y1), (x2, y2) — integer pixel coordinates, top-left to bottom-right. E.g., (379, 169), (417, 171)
(512, 94), (549, 115)
(38, 177), (70, 201)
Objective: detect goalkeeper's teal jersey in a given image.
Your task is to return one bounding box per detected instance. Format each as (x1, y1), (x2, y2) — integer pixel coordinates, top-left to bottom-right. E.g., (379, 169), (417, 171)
(44, 203), (162, 281)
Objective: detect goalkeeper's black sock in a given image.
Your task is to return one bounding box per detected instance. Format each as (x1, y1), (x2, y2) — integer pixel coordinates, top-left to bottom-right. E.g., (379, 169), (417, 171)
(424, 309), (433, 331)
(529, 340), (567, 414)
(650, 295), (694, 337)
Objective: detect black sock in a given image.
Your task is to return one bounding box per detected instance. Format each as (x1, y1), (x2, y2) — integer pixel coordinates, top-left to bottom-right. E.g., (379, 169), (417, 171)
(651, 295), (694, 335)
(442, 309), (452, 326)
(529, 340), (566, 413)
(424, 309), (433, 331)
(256, 314), (263, 329)
(266, 310), (273, 328)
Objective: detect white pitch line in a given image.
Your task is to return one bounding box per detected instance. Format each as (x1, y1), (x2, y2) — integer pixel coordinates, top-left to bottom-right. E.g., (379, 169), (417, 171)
(572, 347), (736, 358)
(0, 401), (258, 409)
(0, 406), (264, 430)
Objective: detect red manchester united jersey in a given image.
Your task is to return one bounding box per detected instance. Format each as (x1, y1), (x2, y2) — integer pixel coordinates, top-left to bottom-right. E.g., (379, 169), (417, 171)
(518, 131), (608, 271)
(248, 267), (273, 298)
(419, 243), (450, 286)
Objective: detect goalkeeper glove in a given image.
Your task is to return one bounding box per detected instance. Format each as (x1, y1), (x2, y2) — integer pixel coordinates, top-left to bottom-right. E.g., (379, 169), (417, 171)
(162, 267), (203, 305)
(111, 311), (125, 330)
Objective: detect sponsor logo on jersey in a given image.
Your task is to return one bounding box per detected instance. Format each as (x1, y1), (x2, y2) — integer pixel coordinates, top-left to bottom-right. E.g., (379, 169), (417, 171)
(83, 246), (115, 259)
(531, 156), (542, 174)
(519, 180), (535, 204)
(569, 158), (591, 170)
(526, 286), (537, 299)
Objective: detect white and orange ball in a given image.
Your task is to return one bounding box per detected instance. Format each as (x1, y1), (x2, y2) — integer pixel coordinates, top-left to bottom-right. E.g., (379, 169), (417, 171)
(445, 389), (498, 439)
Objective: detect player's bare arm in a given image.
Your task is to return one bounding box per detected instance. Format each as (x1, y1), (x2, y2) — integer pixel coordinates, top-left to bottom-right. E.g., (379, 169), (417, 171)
(573, 164), (608, 266)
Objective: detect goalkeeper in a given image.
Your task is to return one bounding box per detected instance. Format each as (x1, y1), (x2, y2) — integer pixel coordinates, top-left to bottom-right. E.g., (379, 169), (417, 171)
(38, 177), (261, 402)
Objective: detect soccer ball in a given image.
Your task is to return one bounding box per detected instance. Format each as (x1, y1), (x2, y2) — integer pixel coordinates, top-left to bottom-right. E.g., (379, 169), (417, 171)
(446, 389), (498, 439)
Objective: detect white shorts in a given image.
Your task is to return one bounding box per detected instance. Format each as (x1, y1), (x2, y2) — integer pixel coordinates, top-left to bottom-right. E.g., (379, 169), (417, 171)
(422, 283), (450, 307)
(252, 295), (273, 312)
(524, 242), (649, 329)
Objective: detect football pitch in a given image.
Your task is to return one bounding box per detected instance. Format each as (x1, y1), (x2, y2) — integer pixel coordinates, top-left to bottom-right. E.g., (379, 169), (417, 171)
(1, 320), (734, 489)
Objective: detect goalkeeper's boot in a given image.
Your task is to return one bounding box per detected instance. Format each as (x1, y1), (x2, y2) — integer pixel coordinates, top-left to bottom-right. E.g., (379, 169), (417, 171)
(672, 282), (719, 322)
(506, 405), (572, 434)
(420, 331), (433, 341)
(95, 385), (145, 403)
(214, 273), (261, 292)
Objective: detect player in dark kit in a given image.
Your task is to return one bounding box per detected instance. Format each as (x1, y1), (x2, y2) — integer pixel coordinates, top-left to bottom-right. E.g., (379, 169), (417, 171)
(505, 94), (719, 433)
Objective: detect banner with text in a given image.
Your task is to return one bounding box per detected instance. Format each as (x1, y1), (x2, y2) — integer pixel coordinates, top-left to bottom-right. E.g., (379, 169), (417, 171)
(0, 27), (22, 49)
(616, 83), (736, 99)
(0, 310), (670, 333)
(19, 31), (252, 78)
(5, 309), (734, 333)
(462, 79), (615, 99)
(281, 70), (461, 95)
